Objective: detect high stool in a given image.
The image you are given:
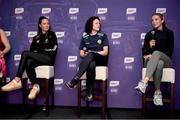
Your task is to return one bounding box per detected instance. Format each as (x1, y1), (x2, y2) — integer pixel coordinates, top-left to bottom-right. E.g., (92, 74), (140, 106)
(142, 68), (175, 118)
(77, 66), (108, 118)
(22, 65), (54, 115)
(0, 72), (7, 104)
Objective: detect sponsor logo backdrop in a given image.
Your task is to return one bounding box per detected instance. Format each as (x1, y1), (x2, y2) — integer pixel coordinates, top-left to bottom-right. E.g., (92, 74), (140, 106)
(0, 0), (180, 109)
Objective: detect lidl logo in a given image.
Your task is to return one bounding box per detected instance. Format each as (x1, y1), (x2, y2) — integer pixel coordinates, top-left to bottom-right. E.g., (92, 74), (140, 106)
(124, 57), (134, 64)
(109, 81), (119, 87)
(156, 8), (166, 14)
(5, 31), (11, 37)
(111, 32), (122, 39)
(15, 8), (24, 14)
(126, 8), (137, 14)
(55, 32), (65, 38)
(42, 8), (51, 14)
(97, 8), (108, 14)
(14, 54), (21, 61)
(68, 56), (77, 62)
(28, 31), (37, 38)
(69, 8), (79, 14)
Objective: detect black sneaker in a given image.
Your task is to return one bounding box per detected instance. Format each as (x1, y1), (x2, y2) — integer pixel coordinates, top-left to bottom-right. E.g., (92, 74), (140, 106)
(65, 80), (78, 89)
(85, 93), (93, 101)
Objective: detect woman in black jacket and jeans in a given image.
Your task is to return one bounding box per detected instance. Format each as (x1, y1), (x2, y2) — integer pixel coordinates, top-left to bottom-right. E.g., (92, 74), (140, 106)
(1, 16), (58, 100)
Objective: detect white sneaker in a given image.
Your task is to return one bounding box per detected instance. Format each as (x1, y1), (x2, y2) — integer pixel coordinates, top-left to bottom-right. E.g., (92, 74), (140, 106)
(135, 81), (148, 94)
(28, 84), (40, 100)
(153, 91), (163, 106)
(1, 79), (22, 92)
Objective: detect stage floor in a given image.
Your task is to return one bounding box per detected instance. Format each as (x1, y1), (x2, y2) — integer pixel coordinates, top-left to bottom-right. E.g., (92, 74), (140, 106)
(0, 104), (179, 119)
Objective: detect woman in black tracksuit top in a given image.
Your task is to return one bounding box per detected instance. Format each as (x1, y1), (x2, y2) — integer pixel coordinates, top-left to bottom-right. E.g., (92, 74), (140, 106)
(66, 16), (109, 101)
(135, 13), (174, 106)
(1, 16), (58, 100)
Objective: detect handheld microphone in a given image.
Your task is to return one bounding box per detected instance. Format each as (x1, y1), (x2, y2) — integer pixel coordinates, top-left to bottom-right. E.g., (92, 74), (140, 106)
(151, 30), (156, 48)
(151, 30), (155, 40)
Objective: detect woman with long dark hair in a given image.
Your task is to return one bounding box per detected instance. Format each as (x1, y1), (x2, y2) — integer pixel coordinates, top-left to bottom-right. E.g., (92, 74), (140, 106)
(1, 16), (58, 100)
(135, 13), (174, 106)
(66, 16), (109, 101)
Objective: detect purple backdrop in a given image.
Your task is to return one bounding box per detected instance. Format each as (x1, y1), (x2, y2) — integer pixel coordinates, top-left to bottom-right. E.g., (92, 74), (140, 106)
(0, 0), (180, 109)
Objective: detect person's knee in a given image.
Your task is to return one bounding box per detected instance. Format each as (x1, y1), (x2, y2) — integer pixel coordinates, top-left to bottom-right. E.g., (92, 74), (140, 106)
(87, 62), (96, 71)
(157, 60), (164, 70)
(152, 50), (161, 57)
(26, 59), (33, 67)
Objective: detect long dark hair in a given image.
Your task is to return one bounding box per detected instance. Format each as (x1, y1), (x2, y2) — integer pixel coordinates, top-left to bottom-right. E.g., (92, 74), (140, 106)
(85, 16), (101, 34)
(152, 13), (166, 27)
(37, 16), (51, 34)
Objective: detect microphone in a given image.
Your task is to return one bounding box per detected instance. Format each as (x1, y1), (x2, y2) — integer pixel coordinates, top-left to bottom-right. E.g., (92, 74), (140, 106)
(151, 30), (156, 48)
(151, 30), (155, 40)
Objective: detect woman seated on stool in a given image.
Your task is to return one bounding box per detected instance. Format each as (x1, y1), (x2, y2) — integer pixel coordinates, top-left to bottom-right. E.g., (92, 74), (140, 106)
(1, 16), (58, 100)
(66, 16), (109, 101)
(135, 13), (174, 106)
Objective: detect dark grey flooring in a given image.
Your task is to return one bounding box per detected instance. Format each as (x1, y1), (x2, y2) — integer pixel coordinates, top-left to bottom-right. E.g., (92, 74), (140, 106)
(0, 104), (180, 119)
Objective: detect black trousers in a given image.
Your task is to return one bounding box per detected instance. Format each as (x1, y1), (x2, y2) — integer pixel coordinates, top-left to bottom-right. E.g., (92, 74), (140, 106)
(74, 52), (107, 94)
(16, 51), (53, 84)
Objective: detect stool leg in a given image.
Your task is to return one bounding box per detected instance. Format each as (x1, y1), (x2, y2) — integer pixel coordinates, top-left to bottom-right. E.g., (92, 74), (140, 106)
(44, 79), (49, 115)
(33, 98), (37, 106)
(51, 78), (55, 109)
(171, 83), (174, 118)
(77, 81), (81, 118)
(0, 77), (7, 104)
(142, 93), (146, 118)
(102, 80), (106, 119)
(22, 78), (27, 112)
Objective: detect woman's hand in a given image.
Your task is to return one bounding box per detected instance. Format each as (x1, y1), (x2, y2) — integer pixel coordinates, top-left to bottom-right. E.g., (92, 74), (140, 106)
(0, 51), (4, 58)
(149, 39), (156, 48)
(80, 50), (88, 58)
(97, 46), (108, 56)
(143, 54), (152, 61)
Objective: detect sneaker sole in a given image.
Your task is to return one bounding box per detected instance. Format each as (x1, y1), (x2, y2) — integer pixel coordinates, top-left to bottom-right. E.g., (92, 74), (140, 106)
(85, 99), (93, 102)
(1, 86), (22, 92)
(153, 99), (163, 106)
(154, 102), (163, 106)
(135, 87), (145, 94)
(28, 90), (40, 100)
(65, 83), (77, 89)
(85, 97), (93, 102)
